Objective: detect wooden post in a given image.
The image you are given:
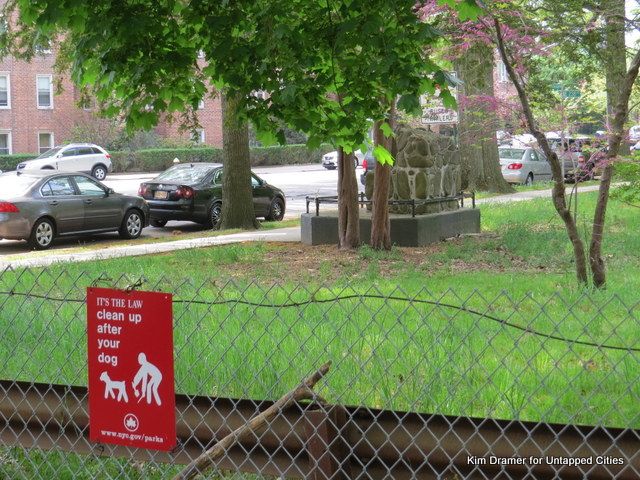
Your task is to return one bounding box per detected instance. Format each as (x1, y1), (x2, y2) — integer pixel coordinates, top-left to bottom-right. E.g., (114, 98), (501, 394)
(304, 405), (351, 480)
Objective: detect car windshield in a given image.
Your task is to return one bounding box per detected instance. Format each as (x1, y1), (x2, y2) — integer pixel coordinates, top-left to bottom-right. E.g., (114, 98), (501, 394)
(35, 147), (62, 160)
(0, 173), (39, 197)
(499, 149), (525, 160)
(155, 164), (214, 183)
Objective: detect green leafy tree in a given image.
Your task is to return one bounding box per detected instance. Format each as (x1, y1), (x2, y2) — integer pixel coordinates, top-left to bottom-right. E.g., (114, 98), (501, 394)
(190, 0), (451, 249)
(489, 1), (640, 287)
(4, 0), (454, 247)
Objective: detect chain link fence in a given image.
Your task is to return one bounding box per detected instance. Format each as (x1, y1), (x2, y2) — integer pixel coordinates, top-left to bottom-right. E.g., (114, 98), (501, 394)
(0, 267), (639, 478)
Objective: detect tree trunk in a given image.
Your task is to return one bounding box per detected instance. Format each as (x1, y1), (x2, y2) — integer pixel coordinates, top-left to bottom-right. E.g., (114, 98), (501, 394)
(603, 0), (629, 155)
(219, 93), (259, 231)
(337, 147), (360, 249)
(589, 49), (640, 287)
(370, 104), (396, 250)
(455, 43), (514, 193)
(494, 18), (589, 285)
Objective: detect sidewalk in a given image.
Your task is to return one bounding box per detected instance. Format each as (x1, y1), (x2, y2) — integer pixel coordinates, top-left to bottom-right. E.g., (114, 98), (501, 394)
(0, 227), (300, 270)
(476, 184), (602, 205)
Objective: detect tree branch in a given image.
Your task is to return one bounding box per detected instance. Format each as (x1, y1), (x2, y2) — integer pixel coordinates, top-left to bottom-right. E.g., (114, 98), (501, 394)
(173, 361), (332, 480)
(492, 15), (589, 284)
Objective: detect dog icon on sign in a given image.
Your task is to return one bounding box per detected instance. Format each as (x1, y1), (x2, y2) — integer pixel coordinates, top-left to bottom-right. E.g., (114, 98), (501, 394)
(100, 372), (129, 403)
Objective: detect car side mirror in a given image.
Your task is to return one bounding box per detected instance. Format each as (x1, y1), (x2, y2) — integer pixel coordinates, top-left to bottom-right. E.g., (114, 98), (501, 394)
(106, 188), (115, 196)
(56, 153), (62, 158)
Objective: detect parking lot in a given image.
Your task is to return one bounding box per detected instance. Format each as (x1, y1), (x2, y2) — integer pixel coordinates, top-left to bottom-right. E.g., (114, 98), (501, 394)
(0, 163), (349, 254)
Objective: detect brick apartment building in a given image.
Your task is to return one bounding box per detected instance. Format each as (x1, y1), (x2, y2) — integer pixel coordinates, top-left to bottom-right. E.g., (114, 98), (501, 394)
(0, 49), (223, 155)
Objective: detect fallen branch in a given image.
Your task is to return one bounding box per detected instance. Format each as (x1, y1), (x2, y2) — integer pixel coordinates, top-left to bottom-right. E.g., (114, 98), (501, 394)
(173, 361), (332, 480)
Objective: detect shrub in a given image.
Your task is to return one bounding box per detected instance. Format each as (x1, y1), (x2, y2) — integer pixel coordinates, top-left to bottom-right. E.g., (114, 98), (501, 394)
(0, 144), (335, 174)
(0, 154), (37, 171)
(110, 144), (333, 172)
(110, 148), (223, 172)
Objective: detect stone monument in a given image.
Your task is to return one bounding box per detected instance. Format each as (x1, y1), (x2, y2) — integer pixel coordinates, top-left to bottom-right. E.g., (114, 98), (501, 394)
(365, 125), (461, 213)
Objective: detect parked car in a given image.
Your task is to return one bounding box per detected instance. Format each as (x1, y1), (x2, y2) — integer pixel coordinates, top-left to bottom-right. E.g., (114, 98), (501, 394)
(0, 171), (149, 249)
(499, 147), (552, 185)
(547, 136), (601, 180)
(138, 163), (286, 228)
(16, 143), (112, 180)
(322, 150), (364, 169)
(629, 125), (640, 143)
(359, 150), (376, 186)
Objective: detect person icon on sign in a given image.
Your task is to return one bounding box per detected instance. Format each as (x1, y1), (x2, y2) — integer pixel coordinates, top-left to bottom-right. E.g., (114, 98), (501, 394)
(132, 353), (163, 406)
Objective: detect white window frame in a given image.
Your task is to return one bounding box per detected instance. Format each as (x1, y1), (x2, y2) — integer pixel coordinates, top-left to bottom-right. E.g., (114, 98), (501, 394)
(0, 73), (10, 109)
(497, 60), (508, 83)
(35, 43), (52, 55)
(36, 74), (54, 109)
(0, 130), (12, 155)
(192, 129), (205, 144)
(80, 96), (95, 111)
(38, 132), (54, 154)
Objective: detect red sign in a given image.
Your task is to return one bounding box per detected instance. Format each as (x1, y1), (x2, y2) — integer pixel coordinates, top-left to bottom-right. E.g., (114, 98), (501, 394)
(87, 287), (176, 451)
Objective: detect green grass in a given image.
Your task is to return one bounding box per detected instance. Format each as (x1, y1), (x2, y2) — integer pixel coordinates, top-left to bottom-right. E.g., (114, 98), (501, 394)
(1, 193), (639, 478)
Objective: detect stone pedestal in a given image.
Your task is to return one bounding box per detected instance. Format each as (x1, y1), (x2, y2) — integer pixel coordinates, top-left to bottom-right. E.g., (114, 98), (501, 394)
(301, 209), (481, 247)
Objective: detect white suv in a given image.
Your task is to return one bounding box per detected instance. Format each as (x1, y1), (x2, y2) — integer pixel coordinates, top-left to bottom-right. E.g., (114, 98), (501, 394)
(17, 143), (112, 180)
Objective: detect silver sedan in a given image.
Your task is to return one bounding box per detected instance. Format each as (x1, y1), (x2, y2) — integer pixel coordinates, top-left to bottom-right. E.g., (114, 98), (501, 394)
(499, 147), (552, 185)
(0, 171), (149, 249)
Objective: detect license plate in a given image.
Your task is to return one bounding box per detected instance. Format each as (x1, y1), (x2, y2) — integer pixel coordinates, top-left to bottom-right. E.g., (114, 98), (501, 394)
(154, 190), (168, 200)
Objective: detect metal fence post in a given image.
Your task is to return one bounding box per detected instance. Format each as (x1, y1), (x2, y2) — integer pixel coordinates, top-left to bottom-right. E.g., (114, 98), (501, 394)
(304, 405), (351, 480)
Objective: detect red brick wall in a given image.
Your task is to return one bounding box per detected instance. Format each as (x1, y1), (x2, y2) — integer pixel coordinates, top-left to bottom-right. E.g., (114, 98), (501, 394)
(154, 92), (223, 148)
(0, 52), (92, 154)
(0, 52), (223, 154)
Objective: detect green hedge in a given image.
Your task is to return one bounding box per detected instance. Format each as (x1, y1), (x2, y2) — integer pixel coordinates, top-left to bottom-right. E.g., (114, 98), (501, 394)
(0, 144), (333, 173)
(0, 154), (37, 171)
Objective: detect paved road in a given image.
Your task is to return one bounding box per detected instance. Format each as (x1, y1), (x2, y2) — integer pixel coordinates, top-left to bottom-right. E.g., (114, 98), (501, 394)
(102, 163), (351, 218)
(0, 164), (346, 254)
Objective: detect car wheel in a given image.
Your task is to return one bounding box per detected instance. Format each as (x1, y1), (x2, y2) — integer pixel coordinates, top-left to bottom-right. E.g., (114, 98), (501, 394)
(524, 173), (533, 186)
(91, 164), (108, 181)
(150, 219), (167, 228)
(119, 209), (143, 239)
(28, 218), (55, 250)
(266, 197), (285, 221)
(208, 202), (222, 229)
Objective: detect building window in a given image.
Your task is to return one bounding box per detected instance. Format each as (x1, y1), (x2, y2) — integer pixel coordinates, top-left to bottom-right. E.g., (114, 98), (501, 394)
(38, 132), (54, 154)
(0, 74), (9, 109)
(37, 75), (53, 108)
(81, 97), (95, 111)
(192, 129), (205, 144)
(497, 60), (508, 83)
(35, 42), (52, 55)
(252, 90), (268, 100)
(0, 131), (11, 155)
